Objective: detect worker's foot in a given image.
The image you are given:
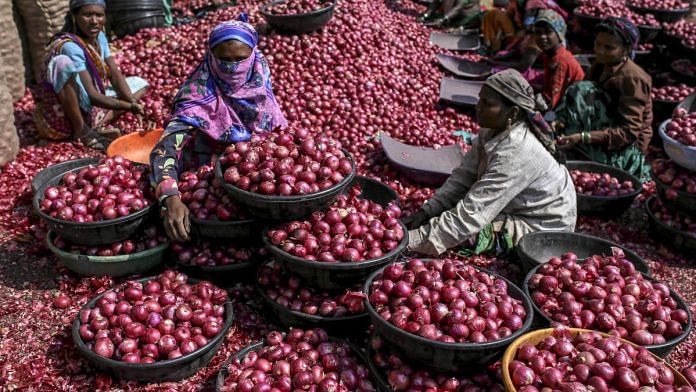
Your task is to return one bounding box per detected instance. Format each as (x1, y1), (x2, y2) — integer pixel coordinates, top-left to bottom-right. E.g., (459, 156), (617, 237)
(76, 128), (106, 150)
(95, 126), (122, 141)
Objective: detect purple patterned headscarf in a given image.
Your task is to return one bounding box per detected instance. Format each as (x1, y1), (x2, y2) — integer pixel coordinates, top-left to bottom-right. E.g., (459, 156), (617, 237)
(168, 14), (287, 142)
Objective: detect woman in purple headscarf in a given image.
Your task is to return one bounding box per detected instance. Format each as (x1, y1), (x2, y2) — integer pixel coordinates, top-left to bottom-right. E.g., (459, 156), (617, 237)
(150, 15), (287, 242)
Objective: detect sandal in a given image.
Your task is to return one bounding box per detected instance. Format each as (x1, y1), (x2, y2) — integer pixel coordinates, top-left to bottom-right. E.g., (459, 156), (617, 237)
(77, 129), (106, 150)
(95, 126), (122, 141)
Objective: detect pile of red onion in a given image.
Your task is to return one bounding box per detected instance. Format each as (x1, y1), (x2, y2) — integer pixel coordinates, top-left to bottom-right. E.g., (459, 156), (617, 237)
(576, 0), (630, 19)
(652, 85), (695, 103)
(627, 11), (659, 27)
(629, 0), (689, 9)
(650, 198), (696, 236)
(369, 335), (505, 391)
(39, 156), (154, 222)
(368, 258), (528, 344)
(266, 185), (403, 262)
(53, 225), (167, 257)
(527, 250), (690, 345)
(76, 270), (228, 363)
(220, 328), (376, 391)
(258, 261), (366, 317)
(570, 170), (636, 197)
(652, 159), (696, 197)
(663, 20), (696, 43)
(220, 129), (353, 196)
(180, 162), (247, 221)
(509, 327), (694, 391)
(172, 241), (268, 267)
(684, 364), (696, 386)
(268, 0), (332, 15)
(664, 108), (696, 147)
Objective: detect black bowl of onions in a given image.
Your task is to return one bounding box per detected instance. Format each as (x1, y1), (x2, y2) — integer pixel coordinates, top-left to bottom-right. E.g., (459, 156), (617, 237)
(260, 0), (337, 34)
(627, 2), (690, 23)
(46, 226), (169, 277)
(651, 159), (696, 214)
(566, 161), (642, 218)
(645, 195), (696, 255)
(255, 260), (370, 336)
(366, 334), (507, 391)
(172, 241), (270, 282)
(180, 162), (257, 240)
(33, 156), (157, 246)
(32, 157), (99, 194)
(72, 270), (234, 382)
(364, 258), (534, 373)
(264, 184), (407, 290)
(502, 327), (695, 391)
(523, 251), (693, 358)
(515, 231), (650, 275)
(215, 130), (357, 222)
(214, 329), (376, 391)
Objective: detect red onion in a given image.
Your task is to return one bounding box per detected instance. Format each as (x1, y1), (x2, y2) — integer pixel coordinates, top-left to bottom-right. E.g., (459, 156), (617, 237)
(569, 170), (635, 197)
(268, 0), (332, 15)
(52, 225), (166, 256)
(171, 240), (268, 267)
(180, 162), (248, 221)
(665, 109), (696, 148)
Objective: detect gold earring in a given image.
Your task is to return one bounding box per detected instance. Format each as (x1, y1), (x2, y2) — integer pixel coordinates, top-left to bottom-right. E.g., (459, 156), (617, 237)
(506, 117), (513, 130)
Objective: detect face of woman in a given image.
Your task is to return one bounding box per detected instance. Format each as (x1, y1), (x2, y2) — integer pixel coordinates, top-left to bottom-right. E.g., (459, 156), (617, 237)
(594, 31), (626, 65)
(212, 40), (253, 62)
(534, 22), (560, 51)
(476, 86), (512, 130)
(75, 5), (106, 41)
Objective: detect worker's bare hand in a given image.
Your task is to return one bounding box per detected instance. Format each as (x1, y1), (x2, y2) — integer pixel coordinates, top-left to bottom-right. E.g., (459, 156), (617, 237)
(163, 196), (190, 242)
(556, 133), (582, 150)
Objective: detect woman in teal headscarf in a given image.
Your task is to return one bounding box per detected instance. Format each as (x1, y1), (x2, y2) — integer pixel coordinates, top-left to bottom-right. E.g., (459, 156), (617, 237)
(554, 17), (652, 180)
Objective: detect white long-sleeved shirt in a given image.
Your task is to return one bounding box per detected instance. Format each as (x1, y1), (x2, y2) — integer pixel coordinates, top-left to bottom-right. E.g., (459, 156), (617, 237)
(408, 122), (577, 256)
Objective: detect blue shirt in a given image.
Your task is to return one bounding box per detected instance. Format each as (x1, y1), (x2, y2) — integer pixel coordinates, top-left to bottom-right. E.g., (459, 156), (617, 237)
(59, 32), (110, 112)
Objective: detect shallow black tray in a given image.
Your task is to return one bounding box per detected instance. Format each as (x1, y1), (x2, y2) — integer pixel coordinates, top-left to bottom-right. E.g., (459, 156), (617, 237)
(260, 0), (337, 34)
(645, 195), (696, 255)
(31, 157), (99, 194)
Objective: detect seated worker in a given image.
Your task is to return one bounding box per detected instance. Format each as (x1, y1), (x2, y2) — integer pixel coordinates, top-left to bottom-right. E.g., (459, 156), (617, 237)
(555, 17), (652, 180)
(33, 0), (148, 149)
(403, 69), (577, 257)
(420, 0), (482, 28)
(150, 16), (288, 242)
(533, 9), (585, 109)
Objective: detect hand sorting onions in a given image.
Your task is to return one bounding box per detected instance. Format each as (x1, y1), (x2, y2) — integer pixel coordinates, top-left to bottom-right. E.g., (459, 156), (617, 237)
(172, 241), (268, 267)
(369, 335), (505, 391)
(509, 328), (694, 391)
(53, 225), (167, 257)
(220, 130), (353, 196)
(651, 85), (695, 103)
(527, 250), (689, 346)
(39, 156), (153, 222)
(652, 159), (696, 197)
(258, 261), (366, 317)
(268, 0), (332, 15)
(650, 199), (696, 236)
(665, 108), (696, 147)
(570, 170), (636, 197)
(77, 270), (228, 363)
(219, 328), (376, 391)
(180, 162), (248, 221)
(267, 185), (404, 262)
(368, 259), (528, 344)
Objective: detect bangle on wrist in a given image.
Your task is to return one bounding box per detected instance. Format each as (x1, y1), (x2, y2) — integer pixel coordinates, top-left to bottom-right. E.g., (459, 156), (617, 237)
(582, 131), (591, 144)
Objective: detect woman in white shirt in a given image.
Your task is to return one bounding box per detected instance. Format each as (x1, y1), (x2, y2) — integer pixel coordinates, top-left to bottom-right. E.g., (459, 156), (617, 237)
(404, 69), (576, 256)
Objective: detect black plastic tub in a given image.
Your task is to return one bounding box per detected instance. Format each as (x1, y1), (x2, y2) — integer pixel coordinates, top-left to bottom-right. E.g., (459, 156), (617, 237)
(652, 98), (680, 125)
(347, 175), (399, 207)
(215, 152), (356, 221)
(175, 250), (268, 284)
(645, 195), (696, 255)
(33, 167), (156, 246)
(189, 216), (258, 240)
(573, 10), (602, 33)
(636, 24), (660, 42)
(523, 264), (693, 358)
(214, 336), (372, 391)
(255, 260), (370, 336)
(260, 0), (337, 34)
(677, 92), (696, 113)
(72, 277), (234, 382)
(652, 168), (696, 214)
(363, 261), (534, 373)
(566, 161), (642, 218)
(31, 157), (99, 194)
(672, 59), (696, 86)
(46, 230), (168, 277)
(627, 4), (689, 23)
(265, 222), (408, 290)
(515, 231), (650, 275)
